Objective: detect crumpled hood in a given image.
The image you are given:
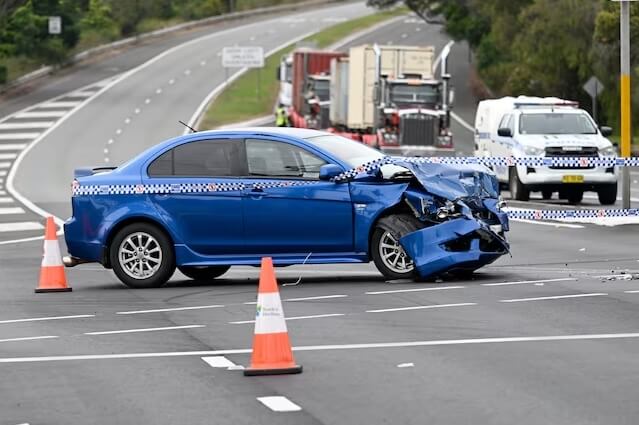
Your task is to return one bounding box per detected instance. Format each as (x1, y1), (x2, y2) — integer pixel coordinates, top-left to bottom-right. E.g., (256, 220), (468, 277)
(392, 160), (500, 201)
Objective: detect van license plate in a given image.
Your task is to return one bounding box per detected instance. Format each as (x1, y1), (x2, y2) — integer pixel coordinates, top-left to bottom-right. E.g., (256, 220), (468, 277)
(562, 175), (584, 183)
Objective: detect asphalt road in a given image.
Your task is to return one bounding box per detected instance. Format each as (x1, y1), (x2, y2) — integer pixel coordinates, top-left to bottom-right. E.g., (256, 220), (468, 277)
(1, 5), (639, 425)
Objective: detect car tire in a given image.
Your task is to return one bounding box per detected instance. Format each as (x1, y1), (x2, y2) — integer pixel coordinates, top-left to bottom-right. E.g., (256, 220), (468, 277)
(109, 223), (175, 288)
(509, 168), (529, 201)
(542, 189), (553, 200)
(598, 183), (617, 206)
(178, 266), (230, 281)
(371, 214), (422, 280)
(567, 190), (584, 205)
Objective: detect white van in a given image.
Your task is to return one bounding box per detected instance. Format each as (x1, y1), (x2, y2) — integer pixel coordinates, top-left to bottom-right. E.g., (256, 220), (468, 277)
(474, 96), (618, 205)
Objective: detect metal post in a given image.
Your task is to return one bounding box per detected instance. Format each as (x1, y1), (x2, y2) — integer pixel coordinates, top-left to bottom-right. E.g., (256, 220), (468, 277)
(257, 68), (261, 101)
(620, 0), (632, 209)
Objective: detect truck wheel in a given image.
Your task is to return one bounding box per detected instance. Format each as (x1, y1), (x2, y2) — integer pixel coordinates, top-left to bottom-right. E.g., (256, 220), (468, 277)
(178, 266), (230, 281)
(509, 168), (530, 201)
(567, 190), (584, 205)
(542, 189), (553, 200)
(371, 214), (421, 280)
(598, 183), (617, 206)
(109, 223), (175, 288)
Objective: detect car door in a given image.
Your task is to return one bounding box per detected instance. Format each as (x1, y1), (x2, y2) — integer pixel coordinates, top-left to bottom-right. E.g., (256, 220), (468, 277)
(142, 138), (245, 256)
(241, 138), (353, 255)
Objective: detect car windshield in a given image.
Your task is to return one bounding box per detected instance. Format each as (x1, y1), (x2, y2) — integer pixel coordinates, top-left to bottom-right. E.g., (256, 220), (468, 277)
(519, 113), (597, 135)
(312, 79), (330, 101)
(390, 83), (440, 104)
(304, 134), (386, 167)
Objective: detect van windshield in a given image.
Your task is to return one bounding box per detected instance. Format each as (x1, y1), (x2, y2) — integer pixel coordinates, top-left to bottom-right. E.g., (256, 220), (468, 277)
(519, 113), (597, 135)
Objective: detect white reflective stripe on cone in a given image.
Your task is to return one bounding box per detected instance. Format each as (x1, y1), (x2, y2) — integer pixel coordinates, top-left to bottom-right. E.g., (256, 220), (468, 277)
(42, 240), (63, 267)
(254, 292), (288, 335)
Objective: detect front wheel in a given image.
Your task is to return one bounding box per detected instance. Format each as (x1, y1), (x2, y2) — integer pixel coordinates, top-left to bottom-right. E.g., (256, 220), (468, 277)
(509, 168), (530, 201)
(598, 183), (618, 205)
(371, 214), (421, 280)
(567, 190), (583, 205)
(178, 266), (230, 281)
(110, 223), (175, 288)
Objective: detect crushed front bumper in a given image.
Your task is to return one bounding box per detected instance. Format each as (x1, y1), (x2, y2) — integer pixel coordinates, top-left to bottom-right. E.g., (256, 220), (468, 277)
(400, 218), (509, 278)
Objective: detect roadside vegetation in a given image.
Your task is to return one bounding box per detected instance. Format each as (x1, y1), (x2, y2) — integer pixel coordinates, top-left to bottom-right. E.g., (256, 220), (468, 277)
(199, 8), (405, 129)
(0, 0), (300, 85)
(369, 0), (639, 141)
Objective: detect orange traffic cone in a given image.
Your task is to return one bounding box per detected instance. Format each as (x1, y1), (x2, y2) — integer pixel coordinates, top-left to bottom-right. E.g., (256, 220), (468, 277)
(244, 257), (302, 376)
(35, 217), (71, 293)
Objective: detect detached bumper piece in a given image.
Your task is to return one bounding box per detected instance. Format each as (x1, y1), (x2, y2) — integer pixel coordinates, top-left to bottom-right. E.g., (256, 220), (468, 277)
(400, 218), (509, 279)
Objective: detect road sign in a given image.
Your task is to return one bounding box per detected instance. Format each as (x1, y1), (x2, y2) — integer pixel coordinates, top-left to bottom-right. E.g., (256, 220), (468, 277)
(583, 76), (604, 99)
(48, 16), (62, 35)
(222, 47), (264, 68)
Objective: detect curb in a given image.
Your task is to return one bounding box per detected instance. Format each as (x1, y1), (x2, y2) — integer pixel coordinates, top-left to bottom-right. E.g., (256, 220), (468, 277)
(0, 0), (350, 94)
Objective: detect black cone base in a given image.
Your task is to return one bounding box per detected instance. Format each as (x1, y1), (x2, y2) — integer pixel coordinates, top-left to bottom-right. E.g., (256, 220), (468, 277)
(35, 287), (72, 293)
(244, 365), (303, 376)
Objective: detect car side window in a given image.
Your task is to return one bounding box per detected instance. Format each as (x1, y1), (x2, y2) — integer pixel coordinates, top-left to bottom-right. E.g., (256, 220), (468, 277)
(148, 139), (243, 177)
(498, 114), (511, 131)
(245, 139), (327, 179)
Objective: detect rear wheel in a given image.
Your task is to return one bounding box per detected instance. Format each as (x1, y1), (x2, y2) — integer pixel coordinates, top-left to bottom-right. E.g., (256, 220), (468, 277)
(598, 183), (617, 205)
(371, 214), (421, 280)
(509, 168), (530, 201)
(178, 266), (230, 281)
(110, 223), (175, 288)
(567, 190), (584, 205)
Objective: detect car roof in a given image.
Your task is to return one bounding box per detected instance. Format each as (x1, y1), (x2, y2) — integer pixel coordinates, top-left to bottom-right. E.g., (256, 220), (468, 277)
(197, 126), (329, 139)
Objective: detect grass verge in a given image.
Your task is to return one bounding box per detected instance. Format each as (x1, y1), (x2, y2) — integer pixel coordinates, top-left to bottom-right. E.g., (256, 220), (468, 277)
(199, 8), (406, 129)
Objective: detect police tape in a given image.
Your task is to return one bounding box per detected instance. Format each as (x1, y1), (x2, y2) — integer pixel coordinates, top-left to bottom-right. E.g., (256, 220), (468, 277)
(504, 208), (639, 220)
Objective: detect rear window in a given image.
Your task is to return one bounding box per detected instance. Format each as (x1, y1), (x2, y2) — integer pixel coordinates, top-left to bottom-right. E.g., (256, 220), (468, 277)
(148, 139), (243, 177)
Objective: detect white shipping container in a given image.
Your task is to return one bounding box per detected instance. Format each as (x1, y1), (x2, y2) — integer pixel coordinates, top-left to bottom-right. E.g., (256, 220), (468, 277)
(346, 45), (435, 129)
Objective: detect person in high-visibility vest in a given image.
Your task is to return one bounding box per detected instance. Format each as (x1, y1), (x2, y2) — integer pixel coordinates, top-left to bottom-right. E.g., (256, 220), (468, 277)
(275, 103), (289, 127)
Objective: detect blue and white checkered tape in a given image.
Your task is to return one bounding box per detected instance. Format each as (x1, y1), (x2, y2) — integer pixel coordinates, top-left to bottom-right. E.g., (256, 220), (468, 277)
(505, 209), (639, 220)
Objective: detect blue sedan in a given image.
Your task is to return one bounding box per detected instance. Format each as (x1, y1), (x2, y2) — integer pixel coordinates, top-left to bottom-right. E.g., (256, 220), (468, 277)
(64, 128), (509, 288)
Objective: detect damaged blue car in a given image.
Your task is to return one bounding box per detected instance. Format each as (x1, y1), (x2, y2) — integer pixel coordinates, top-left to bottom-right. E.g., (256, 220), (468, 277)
(64, 128), (509, 288)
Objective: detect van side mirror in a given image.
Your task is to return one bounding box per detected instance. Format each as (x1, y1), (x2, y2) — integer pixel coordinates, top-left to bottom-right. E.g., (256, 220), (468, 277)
(600, 126), (613, 137)
(319, 164), (343, 181)
(497, 127), (512, 137)
(448, 88), (455, 106)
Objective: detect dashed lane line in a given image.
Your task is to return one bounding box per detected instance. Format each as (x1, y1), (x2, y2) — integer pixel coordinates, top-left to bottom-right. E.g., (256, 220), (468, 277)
(116, 305), (224, 315)
(257, 396), (302, 413)
(499, 293), (608, 303)
(5, 332), (639, 362)
(366, 303), (477, 313)
(229, 313), (344, 325)
(0, 335), (58, 343)
(284, 294), (348, 302)
(0, 314), (94, 324)
(481, 278), (578, 287)
(366, 286), (465, 295)
(84, 325), (205, 335)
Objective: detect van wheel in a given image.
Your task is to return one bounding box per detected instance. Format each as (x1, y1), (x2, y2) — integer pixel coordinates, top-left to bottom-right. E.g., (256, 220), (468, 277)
(542, 189), (553, 200)
(371, 214), (421, 280)
(110, 223), (175, 288)
(178, 266), (230, 281)
(567, 190), (584, 205)
(598, 183), (617, 206)
(509, 168), (529, 201)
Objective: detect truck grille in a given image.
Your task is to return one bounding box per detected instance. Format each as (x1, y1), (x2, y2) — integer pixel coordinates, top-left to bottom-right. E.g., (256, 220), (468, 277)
(399, 114), (438, 146)
(545, 146), (598, 169)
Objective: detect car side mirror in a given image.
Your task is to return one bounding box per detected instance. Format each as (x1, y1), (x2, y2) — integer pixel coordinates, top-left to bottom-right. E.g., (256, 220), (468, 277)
(497, 127), (512, 137)
(319, 164), (343, 181)
(600, 126), (613, 137)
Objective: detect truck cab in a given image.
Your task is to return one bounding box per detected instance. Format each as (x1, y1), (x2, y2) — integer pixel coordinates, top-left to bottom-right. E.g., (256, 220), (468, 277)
(304, 74), (331, 129)
(276, 54), (293, 107)
(474, 96), (618, 205)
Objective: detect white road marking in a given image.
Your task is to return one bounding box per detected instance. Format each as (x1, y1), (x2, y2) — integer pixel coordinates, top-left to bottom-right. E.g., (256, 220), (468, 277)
(0, 335), (58, 343)
(145, 98), (151, 104)
(0, 144), (27, 150)
(0, 122), (53, 130)
(124, 118), (131, 124)
(367, 303), (477, 313)
(200, 60), (206, 66)
(451, 111), (474, 133)
(481, 278), (578, 287)
(284, 294), (347, 302)
(116, 128), (122, 135)
(500, 293), (608, 303)
(155, 88), (162, 94)
(0, 133), (40, 140)
(0, 190), (6, 195)
(71, 90), (96, 97)
(0, 314), (94, 324)
(15, 111), (66, 118)
(0, 207), (25, 215)
(0, 170), (6, 177)
(0, 197), (13, 203)
(169, 79), (175, 84)
(397, 362), (414, 368)
(103, 148), (108, 154)
(39, 101), (82, 108)
(624, 290), (639, 294)
(85, 325), (205, 335)
(0, 162), (11, 168)
(201, 356), (236, 368)
(116, 305), (224, 315)
(9, 332), (639, 362)
(134, 108), (141, 114)
(257, 396), (302, 412)
(184, 69), (191, 75)
(107, 139), (114, 144)
(229, 313), (344, 325)
(0, 222), (43, 232)
(366, 286), (465, 295)
(510, 218), (585, 229)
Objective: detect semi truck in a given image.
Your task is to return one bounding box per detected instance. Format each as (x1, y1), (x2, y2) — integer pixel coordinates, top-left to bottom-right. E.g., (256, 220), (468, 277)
(329, 44), (455, 156)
